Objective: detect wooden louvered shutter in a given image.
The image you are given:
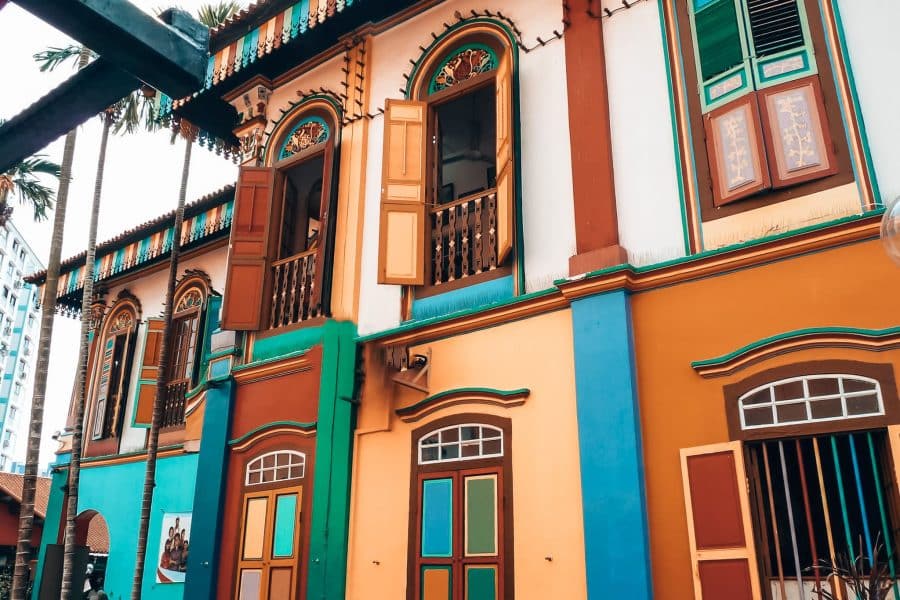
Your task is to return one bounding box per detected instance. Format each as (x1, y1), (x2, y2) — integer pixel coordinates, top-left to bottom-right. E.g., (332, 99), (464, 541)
(132, 318), (165, 427)
(681, 442), (762, 600)
(222, 167), (278, 330)
(689, 0), (753, 111)
(746, 0), (804, 59)
(377, 99), (427, 285)
(494, 50), (515, 265)
(91, 338), (115, 440)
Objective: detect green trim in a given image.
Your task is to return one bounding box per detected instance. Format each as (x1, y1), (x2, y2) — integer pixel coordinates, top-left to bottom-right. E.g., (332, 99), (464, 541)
(251, 326), (324, 363)
(228, 420), (318, 447)
(754, 48), (814, 86)
(397, 387), (530, 417)
(80, 443), (184, 465)
(278, 116), (331, 161)
(264, 94), (344, 165)
(657, 0), (695, 255)
(233, 347), (312, 373)
(33, 468), (69, 599)
(131, 379), (155, 429)
(427, 43), (498, 95)
(691, 326), (900, 370)
(824, 0), (882, 205)
(207, 347), (242, 362)
(197, 295), (223, 387)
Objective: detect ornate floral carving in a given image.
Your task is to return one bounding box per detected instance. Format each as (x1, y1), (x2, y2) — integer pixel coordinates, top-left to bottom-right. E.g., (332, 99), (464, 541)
(175, 288), (204, 313)
(279, 117), (329, 160)
(429, 45), (497, 94)
(107, 309), (135, 334)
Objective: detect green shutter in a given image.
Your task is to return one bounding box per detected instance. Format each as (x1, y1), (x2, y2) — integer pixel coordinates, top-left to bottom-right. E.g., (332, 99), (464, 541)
(693, 0), (745, 81)
(465, 475), (497, 556)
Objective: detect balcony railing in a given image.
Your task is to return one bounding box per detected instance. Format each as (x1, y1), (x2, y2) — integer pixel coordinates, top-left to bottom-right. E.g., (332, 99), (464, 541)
(270, 249), (319, 328)
(161, 380), (188, 428)
(430, 189), (498, 286)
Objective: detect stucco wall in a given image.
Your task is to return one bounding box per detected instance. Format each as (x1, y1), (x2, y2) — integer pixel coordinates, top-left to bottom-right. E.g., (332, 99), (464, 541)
(347, 309), (586, 599)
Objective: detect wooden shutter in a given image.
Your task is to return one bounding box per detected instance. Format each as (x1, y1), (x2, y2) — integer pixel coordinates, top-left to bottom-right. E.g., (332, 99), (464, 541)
(91, 338), (115, 440)
(133, 318), (165, 427)
(689, 0), (753, 111)
(222, 167), (278, 330)
(495, 50), (515, 266)
(377, 99), (427, 285)
(680, 442), (762, 600)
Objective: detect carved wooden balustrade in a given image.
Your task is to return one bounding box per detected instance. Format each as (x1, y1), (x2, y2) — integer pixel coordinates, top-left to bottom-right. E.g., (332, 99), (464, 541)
(270, 249), (319, 328)
(161, 379), (188, 428)
(430, 188), (498, 286)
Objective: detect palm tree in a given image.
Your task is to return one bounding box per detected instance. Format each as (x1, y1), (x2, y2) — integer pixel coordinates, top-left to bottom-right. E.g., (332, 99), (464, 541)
(11, 46), (90, 600)
(130, 6), (241, 598)
(31, 44), (160, 600)
(0, 120), (59, 226)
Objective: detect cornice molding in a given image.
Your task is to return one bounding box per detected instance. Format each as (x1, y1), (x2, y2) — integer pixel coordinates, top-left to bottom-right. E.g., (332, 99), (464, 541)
(396, 387), (530, 423)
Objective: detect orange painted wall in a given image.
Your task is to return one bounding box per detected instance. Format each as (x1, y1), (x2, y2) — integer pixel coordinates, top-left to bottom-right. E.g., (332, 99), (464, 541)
(347, 309), (587, 600)
(630, 238), (900, 600)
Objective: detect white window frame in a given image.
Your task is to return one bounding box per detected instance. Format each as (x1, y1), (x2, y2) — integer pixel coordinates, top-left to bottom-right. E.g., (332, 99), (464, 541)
(245, 450), (306, 486)
(739, 374), (884, 430)
(418, 423), (504, 465)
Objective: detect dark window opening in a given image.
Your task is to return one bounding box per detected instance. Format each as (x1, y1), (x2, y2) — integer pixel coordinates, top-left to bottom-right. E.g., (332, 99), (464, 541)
(280, 154), (324, 260)
(99, 333), (135, 439)
(435, 84), (496, 204)
(747, 432), (900, 594)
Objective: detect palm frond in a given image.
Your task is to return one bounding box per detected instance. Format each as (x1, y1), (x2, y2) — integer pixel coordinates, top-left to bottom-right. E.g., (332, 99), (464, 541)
(110, 92), (159, 136)
(196, 1), (242, 27)
(33, 45), (95, 72)
(9, 178), (53, 221)
(12, 156), (60, 179)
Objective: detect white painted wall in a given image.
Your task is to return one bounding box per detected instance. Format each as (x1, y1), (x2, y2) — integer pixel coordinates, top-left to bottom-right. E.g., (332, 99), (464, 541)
(836, 0), (900, 205)
(602, 0), (686, 266)
(357, 0), (577, 335)
(97, 246), (229, 453)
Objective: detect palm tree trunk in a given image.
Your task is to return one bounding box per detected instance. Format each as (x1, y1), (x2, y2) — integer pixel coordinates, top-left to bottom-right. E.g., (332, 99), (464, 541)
(59, 112), (110, 599)
(12, 46), (90, 600)
(130, 135), (192, 599)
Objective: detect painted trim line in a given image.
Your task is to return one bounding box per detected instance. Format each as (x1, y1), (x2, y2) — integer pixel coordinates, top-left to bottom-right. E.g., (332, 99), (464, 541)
(692, 326), (900, 378)
(228, 420), (318, 450)
(396, 387), (530, 423)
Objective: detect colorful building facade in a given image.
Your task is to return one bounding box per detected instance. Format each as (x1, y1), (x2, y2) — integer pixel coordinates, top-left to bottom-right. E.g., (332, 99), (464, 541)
(25, 0), (900, 599)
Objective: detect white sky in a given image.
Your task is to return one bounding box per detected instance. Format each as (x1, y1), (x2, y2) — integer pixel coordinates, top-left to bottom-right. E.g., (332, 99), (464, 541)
(0, 2), (239, 467)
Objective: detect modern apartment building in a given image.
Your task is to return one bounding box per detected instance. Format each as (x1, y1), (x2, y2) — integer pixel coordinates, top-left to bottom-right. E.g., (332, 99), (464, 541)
(0, 219), (42, 472)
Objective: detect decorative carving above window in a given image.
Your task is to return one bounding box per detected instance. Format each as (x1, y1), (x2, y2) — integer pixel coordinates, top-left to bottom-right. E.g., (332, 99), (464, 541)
(739, 374), (884, 430)
(175, 288), (204, 313)
(107, 309), (135, 335)
(418, 423), (503, 464)
(428, 44), (497, 95)
(278, 117), (330, 161)
(246, 450), (306, 485)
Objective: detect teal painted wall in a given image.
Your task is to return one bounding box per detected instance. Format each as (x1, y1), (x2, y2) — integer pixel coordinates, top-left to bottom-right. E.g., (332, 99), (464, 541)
(32, 465), (68, 598)
(77, 454), (198, 600)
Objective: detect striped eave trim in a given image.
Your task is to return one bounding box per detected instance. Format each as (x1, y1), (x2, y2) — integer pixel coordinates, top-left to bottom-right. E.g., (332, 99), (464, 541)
(155, 0), (362, 119)
(46, 200), (233, 304)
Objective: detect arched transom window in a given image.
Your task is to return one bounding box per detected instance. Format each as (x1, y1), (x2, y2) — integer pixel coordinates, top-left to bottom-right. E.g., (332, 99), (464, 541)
(739, 374), (884, 430)
(246, 450), (306, 485)
(418, 423), (503, 464)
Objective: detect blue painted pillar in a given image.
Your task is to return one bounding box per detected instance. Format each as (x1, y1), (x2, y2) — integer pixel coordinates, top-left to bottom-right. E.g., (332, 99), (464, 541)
(32, 460), (69, 599)
(570, 290), (652, 599)
(183, 377), (234, 600)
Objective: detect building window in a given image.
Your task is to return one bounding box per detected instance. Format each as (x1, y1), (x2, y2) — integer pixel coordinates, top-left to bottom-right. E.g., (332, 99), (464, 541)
(22, 337), (30, 356)
(411, 415), (512, 600)
(26, 314), (34, 330)
(13, 383), (21, 397)
(18, 249), (25, 263)
(91, 303), (138, 440)
(676, 0), (848, 216)
(221, 103), (340, 332)
(377, 27), (516, 293)
(5, 263), (13, 277)
(8, 295), (15, 309)
(245, 450), (306, 486)
(11, 240), (18, 254)
(8, 406), (17, 422)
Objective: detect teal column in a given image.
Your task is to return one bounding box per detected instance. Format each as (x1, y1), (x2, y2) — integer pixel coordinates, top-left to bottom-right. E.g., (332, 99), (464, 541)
(570, 291), (653, 599)
(32, 461), (69, 599)
(183, 377), (235, 600)
(306, 320), (357, 600)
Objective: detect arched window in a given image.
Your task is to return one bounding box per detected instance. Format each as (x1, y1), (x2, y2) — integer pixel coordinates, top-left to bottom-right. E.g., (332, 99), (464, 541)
(91, 300), (138, 440)
(410, 415), (512, 599)
(739, 374), (884, 430)
(169, 284), (207, 388)
(378, 25), (516, 293)
(245, 450), (306, 485)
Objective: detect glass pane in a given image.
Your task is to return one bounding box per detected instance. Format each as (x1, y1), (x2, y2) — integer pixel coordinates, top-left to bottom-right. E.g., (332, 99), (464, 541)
(422, 433), (439, 445)
(422, 566), (452, 600)
(421, 447), (439, 463)
(461, 426), (480, 441)
(441, 428), (459, 443)
(269, 567), (292, 599)
(461, 442), (480, 458)
(743, 406), (774, 427)
(422, 478), (453, 557)
(844, 378), (877, 393)
(465, 475), (497, 556)
(465, 565), (498, 600)
(242, 497), (268, 560)
(440, 445), (459, 461)
(273, 493), (298, 558)
(741, 388), (770, 406)
(847, 394), (880, 416)
(776, 402), (808, 423)
(482, 439), (501, 455)
(238, 569), (262, 600)
(807, 378), (840, 397)
(774, 380), (804, 401)
(809, 397), (843, 420)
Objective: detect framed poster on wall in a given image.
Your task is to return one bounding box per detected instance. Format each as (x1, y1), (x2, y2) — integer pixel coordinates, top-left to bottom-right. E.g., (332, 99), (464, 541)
(156, 513), (192, 583)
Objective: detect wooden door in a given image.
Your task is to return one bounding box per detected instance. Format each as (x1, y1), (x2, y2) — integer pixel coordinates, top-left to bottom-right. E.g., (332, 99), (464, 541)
(235, 486), (303, 600)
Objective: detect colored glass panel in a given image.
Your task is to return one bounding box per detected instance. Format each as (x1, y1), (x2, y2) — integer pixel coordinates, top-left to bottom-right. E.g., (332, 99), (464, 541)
(238, 569), (261, 600)
(242, 497), (268, 560)
(422, 478), (453, 557)
(278, 116), (329, 160)
(429, 44), (497, 95)
(465, 566), (497, 600)
(269, 567), (292, 598)
(422, 566), (452, 600)
(465, 475), (497, 556)
(273, 493), (298, 557)
(694, 0), (744, 81)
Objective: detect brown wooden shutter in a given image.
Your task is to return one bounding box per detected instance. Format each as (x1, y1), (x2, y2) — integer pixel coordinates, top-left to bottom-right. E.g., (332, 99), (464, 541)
(90, 337), (115, 440)
(495, 51), (515, 265)
(680, 441), (762, 600)
(133, 318), (165, 427)
(222, 166), (278, 330)
(377, 99), (427, 285)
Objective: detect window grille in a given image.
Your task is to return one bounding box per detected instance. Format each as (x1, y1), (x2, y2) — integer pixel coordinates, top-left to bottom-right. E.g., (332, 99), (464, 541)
(418, 424), (503, 464)
(246, 451), (306, 486)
